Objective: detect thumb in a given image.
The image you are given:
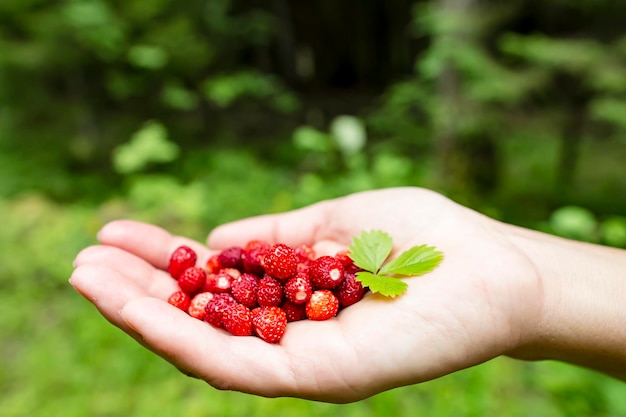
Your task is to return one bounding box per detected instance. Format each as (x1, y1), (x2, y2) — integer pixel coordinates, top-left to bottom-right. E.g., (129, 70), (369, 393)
(207, 200), (335, 250)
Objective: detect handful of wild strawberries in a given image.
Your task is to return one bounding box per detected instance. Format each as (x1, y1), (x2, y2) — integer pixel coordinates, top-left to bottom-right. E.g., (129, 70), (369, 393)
(166, 241), (366, 344)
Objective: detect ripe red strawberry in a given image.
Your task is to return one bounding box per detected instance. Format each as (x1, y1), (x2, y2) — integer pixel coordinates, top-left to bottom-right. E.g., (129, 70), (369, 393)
(218, 246), (244, 270)
(204, 269), (236, 293)
(177, 266), (207, 295)
(309, 255), (345, 289)
(222, 303), (253, 336)
(263, 243), (298, 279)
(294, 244), (316, 263)
(242, 239), (269, 275)
(204, 293), (237, 328)
(335, 249), (361, 273)
(281, 300), (307, 322)
(252, 306), (287, 343)
(168, 246), (197, 279)
(257, 275), (283, 307)
(188, 292), (214, 319)
(283, 274), (312, 304)
(205, 254), (222, 274)
(231, 272), (259, 308)
(306, 290), (339, 321)
(334, 271), (365, 307)
(296, 261), (310, 276)
(221, 267), (242, 280)
(167, 291), (191, 311)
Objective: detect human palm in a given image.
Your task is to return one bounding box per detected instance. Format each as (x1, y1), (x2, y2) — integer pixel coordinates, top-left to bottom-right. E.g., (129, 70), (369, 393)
(71, 187), (541, 403)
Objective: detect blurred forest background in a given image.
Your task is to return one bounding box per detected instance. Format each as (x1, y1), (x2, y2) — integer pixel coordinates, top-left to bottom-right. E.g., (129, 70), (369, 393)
(1, 0), (626, 416)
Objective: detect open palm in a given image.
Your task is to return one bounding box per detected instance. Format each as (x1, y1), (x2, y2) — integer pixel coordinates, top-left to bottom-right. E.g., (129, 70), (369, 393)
(71, 187), (542, 403)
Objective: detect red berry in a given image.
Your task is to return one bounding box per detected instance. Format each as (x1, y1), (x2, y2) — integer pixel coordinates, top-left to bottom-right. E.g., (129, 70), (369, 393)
(257, 275), (283, 307)
(335, 249), (360, 273)
(281, 300), (307, 322)
(204, 269), (236, 293)
(334, 271), (365, 307)
(168, 246), (197, 279)
(294, 244), (316, 263)
(306, 290), (339, 321)
(177, 267), (207, 295)
(218, 246), (244, 270)
(205, 254), (222, 274)
(204, 293), (237, 328)
(263, 243), (298, 279)
(309, 256), (345, 289)
(252, 306), (287, 343)
(188, 292), (214, 319)
(242, 240), (269, 275)
(167, 291), (191, 311)
(283, 274), (312, 304)
(222, 303), (253, 336)
(231, 273), (259, 308)
(296, 262), (310, 275)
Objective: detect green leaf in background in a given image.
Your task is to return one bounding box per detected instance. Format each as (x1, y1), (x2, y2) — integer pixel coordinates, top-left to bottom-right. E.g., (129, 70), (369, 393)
(379, 244), (444, 276)
(549, 205), (597, 241)
(292, 126), (332, 152)
(128, 44), (168, 70)
(330, 115), (367, 156)
(355, 271), (408, 298)
(600, 216), (626, 248)
(112, 120), (180, 175)
(348, 230), (393, 273)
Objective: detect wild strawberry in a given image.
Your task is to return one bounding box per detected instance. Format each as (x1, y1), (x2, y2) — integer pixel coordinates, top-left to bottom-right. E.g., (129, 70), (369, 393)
(334, 249), (361, 273)
(309, 255), (345, 289)
(283, 274), (312, 304)
(204, 293), (237, 328)
(306, 290), (339, 321)
(334, 271), (365, 307)
(257, 275), (283, 307)
(167, 291), (191, 311)
(242, 239), (269, 275)
(218, 246), (244, 270)
(296, 262), (310, 276)
(222, 303), (253, 336)
(168, 246), (197, 279)
(252, 306), (287, 343)
(205, 254), (222, 274)
(263, 243), (298, 279)
(231, 272), (259, 308)
(294, 244), (316, 263)
(188, 292), (214, 319)
(222, 267), (242, 279)
(204, 269), (236, 293)
(177, 266), (207, 295)
(281, 300), (307, 322)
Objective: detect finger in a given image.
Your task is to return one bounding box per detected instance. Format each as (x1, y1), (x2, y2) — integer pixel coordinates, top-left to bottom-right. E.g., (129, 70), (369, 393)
(73, 245), (178, 299)
(97, 220), (212, 270)
(207, 200), (335, 249)
(70, 263), (149, 336)
(120, 297), (299, 397)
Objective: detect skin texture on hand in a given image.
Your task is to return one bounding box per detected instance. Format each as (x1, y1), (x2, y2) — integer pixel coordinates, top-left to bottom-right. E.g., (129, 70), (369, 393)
(70, 187), (548, 403)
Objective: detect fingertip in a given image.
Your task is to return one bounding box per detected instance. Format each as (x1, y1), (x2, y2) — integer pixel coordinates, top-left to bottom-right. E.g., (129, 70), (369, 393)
(96, 219), (143, 244)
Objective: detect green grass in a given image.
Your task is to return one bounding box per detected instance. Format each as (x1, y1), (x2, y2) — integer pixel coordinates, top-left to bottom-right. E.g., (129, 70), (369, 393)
(1, 154), (626, 416)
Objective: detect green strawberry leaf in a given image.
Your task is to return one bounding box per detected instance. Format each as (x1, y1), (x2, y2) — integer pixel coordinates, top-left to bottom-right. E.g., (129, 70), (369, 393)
(379, 244), (444, 276)
(348, 230), (393, 273)
(355, 271), (408, 298)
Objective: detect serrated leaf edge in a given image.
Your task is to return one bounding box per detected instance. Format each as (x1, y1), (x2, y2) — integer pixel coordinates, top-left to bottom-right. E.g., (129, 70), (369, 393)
(379, 244), (444, 276)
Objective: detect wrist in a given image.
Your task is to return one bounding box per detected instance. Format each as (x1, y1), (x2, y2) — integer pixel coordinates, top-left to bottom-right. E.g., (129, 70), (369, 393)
(504, 224), (626, 379)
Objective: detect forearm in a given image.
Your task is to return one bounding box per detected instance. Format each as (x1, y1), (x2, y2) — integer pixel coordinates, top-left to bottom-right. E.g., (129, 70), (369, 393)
(505, 224), (626, 379)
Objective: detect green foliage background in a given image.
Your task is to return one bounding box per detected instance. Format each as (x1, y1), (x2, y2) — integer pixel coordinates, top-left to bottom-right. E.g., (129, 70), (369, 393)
(1, 0), (626, 415)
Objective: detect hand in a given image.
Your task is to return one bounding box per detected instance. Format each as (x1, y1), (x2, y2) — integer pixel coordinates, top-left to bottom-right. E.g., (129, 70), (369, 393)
(70, 187), (544, 403)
